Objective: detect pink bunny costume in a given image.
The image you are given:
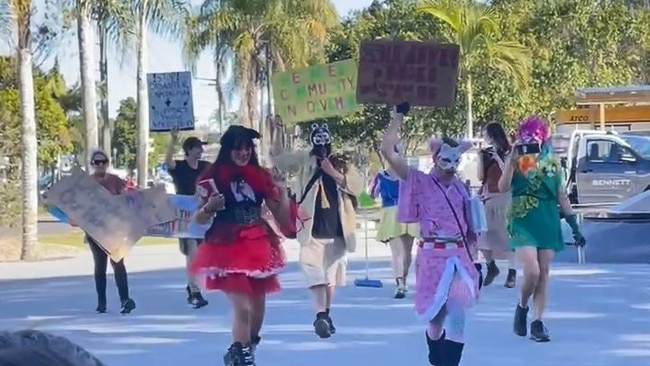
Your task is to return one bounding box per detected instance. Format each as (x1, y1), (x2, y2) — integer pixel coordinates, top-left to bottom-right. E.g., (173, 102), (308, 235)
(398, 137), (480, 365)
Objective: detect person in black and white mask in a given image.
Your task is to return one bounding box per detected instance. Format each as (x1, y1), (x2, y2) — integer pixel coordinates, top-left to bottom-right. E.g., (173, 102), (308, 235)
(164, 128), (210, 309)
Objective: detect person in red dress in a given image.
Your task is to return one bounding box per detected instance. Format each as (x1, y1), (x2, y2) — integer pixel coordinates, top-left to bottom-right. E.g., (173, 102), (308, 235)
(190, 125), (294, 366)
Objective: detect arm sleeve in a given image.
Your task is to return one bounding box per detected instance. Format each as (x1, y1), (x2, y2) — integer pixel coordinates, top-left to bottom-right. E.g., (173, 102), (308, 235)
(397, 168), (424, 223)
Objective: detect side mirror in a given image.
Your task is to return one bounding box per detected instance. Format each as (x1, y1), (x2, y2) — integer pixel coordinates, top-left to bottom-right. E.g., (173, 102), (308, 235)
(560, 157), (567, 169)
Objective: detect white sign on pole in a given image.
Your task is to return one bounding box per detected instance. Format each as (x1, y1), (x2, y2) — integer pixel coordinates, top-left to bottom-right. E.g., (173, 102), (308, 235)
(147, 71), (195, 132)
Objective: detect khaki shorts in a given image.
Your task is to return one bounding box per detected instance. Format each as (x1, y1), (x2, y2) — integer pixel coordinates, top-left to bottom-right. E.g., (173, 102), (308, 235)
(299, 237), (347, 288)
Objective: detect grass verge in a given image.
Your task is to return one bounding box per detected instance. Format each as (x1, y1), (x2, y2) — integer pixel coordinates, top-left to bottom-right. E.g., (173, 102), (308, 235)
(38, 230), (177, 248)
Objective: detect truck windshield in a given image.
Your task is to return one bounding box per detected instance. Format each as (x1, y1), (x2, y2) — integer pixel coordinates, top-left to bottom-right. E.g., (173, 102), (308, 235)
(620, 135), (650, 159)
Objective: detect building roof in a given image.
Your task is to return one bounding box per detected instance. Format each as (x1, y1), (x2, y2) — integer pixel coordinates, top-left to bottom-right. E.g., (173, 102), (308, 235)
(575, 85), (650, 105)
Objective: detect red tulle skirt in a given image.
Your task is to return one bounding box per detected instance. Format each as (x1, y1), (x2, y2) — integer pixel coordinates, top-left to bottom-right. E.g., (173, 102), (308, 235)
(189, 225), (286, 297)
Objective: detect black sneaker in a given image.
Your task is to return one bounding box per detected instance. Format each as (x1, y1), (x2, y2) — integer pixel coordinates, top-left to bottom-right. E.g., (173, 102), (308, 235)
(513, 304), (528, 337)
(190, 292), (209, 309)
(223, 342), (255, 366)
(313, 312), (331, 339)
(530, 319), (550, 342)
(120, 298), (136, 315)
(504, 268), (517, 288)
(249, 335), (261, 354)
(95, 303), (107, 314)
(327, 315), (336, 334)
(185, 286), (192, 305)
(483, 260), (500, 287)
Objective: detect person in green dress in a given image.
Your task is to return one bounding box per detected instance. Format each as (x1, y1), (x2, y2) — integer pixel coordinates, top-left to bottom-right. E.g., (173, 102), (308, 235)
(496, 116), (584, 342)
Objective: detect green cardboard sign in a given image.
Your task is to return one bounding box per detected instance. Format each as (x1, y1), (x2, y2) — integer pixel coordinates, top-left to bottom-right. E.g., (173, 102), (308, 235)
(272, 59), (359, 124)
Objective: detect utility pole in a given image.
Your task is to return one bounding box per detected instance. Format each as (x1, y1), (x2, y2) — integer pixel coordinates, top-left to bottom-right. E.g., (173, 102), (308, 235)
(98, 21), (111, 160)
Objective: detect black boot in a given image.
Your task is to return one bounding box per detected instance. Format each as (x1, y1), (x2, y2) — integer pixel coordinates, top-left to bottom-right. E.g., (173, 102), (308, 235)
(425, 331), (445, 366)
(513, 304), (528, 337)
(483, 260), (500, 287)
(313, 312), (332, 339)
(441, 339), (464, 366)
(223, 342), (255, 366)
(95, 302), (107, 314)
(530, 319), (550, 342)
(120, 298), (136, 315)
(504, 268), (517, 288)
(474, 263), (483, 290)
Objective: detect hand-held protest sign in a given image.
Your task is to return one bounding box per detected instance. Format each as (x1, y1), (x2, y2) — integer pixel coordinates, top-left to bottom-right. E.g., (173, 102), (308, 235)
(122, 186), (176, 227)
(356, 40), (460, 107)
(146, 195), (211, 239)
(272, 59), (359, 124)
(147, 71), (195, 132)
(197, 178), (219, 200)
(47, 169), (147, 261)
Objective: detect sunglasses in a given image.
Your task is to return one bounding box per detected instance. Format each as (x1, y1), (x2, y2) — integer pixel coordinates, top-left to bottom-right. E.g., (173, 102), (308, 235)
(92, 160), (108, 165)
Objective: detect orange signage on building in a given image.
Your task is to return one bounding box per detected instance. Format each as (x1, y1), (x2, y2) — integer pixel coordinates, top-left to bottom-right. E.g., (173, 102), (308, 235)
(555, 105), (650, 124)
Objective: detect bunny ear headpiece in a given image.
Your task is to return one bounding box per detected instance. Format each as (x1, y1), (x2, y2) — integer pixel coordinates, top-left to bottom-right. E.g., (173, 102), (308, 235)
(428, 136), (472, 171)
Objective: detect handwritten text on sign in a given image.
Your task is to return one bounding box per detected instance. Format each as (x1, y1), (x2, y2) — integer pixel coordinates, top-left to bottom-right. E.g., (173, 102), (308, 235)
(356, 41), (460, 107)
(147, 71), (195, 132)
(272, 59), (358, 124)
(47, 169), (147, 261)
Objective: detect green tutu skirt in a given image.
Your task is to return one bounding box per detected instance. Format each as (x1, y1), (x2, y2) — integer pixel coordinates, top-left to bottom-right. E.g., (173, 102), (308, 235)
(376, 206), (419, 242)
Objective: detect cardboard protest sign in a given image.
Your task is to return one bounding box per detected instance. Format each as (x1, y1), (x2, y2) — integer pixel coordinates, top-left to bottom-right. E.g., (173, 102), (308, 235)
(272, 59), (358, 124)
(146, 195), (211, 239)
(123, 186), (176, 227)
(47, 169), (147, 261)
(147, 71), (195, 132)
(356, 40), (460, 107)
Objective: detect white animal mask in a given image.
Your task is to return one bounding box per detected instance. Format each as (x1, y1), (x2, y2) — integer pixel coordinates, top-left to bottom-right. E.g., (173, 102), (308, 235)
(429, 138), (472, 172)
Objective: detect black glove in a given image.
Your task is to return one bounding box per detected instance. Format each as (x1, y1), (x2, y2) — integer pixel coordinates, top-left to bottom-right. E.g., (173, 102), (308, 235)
(395, 102), (410, 116)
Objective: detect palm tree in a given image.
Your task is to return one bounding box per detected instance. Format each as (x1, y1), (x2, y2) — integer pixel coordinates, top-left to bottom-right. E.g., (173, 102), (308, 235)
(133, 0), (189, 187)
(418, 0), (532, 138)
(184, 0), (338, 160)
(7, 0), (39, 259)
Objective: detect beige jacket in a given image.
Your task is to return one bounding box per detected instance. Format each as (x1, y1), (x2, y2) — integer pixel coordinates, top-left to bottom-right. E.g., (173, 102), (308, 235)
(272, 149), (363, 253)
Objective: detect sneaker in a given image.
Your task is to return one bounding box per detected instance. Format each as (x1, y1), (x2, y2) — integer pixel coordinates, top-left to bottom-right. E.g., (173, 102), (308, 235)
(249, 335), (261, 354)
(513, 304), (528, 337)
(394, 278), (407, 299)
(223, 342), (255, 366)
(185, 286), (192, 305)
(327, 315), (336, 334)
(504, 268), (517, 288)
(190, 292), (209, 309)
(95, 303), (107, 314)
(313, 312), (331, 339)
(530, 319), (550, 342)
(483, 260), (500, 287)
(120, 298), (136, 315)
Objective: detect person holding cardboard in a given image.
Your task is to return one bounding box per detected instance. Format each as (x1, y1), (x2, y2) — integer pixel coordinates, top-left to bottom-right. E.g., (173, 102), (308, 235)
(84, 149), (136, 315)
(381, 103), (481, 366)
(270, 118), (363, 340)
(189, 125), (294, 366)
(164, 129), (211, 309)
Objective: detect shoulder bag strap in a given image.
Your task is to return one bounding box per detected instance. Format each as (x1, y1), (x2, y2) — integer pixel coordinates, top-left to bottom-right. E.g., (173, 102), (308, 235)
(429, 177), (474, 262)
(297, 169), (323, 205)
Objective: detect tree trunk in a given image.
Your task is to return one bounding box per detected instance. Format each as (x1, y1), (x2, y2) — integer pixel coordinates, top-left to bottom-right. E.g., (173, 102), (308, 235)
(136, 0), (149, 188)
(99, 22), (112, 160)
(18, 47), (38, 260)
(77, 2), (99, 170)
(244, 64), (258, 130)
(465, 74), (474, 139)
(214, 58), (225, 132)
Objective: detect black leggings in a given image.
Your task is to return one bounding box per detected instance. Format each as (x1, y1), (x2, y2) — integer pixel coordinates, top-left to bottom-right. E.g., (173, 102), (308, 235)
(87, 236), (130, 303)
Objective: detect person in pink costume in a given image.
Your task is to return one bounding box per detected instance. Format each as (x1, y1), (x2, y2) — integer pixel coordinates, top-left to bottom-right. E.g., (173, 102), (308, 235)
(380, 102), (480, 366)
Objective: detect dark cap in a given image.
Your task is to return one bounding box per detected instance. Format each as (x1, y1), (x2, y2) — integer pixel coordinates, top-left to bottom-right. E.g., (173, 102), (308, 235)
(220, 125), (260, 149)
(182, 136), (207, 154)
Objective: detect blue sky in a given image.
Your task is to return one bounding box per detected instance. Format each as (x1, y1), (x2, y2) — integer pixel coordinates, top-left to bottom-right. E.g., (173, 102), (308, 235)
(38, 0), (373, 123)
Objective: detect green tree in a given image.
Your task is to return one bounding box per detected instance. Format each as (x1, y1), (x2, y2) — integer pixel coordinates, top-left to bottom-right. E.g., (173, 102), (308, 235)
(417, 0), (532, 138)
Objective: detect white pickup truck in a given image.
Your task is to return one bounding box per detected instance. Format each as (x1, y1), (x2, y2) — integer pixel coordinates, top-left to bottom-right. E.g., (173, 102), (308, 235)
(562, 130), (650, 205)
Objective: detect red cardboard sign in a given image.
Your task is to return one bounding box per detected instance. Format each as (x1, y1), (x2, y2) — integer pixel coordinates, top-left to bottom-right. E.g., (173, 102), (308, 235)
(356, 40), (460, 107)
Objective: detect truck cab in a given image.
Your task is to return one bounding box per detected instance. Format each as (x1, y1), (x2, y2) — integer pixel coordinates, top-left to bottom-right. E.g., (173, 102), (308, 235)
(564, 130), (650, 205)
